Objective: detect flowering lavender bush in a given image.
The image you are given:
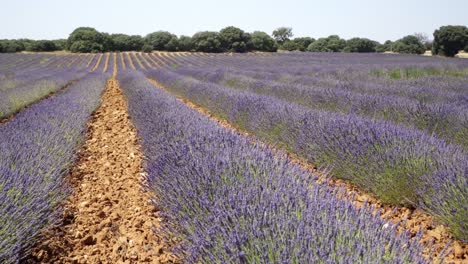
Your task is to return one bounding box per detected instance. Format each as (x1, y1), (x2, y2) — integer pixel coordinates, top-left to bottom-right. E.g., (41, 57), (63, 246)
(0, 54), (90, 119)
(171, 64), (468, 147)
(119, 71), (430, 263)
(146, 68), (467, 240)
(0, 73), (106, 263)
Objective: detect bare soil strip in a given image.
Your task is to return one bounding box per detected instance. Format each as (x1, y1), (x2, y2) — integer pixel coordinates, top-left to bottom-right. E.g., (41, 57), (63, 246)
(91, 54), (103, 72)
(102, 53), (110, 73)
(113, 53), (118, 78)
(120, 52), (127, 70)
(142, 53), (160, 69)
(146, 77), (467, 263)
(126, 52), (137, 70)
(86, 54), (96, 69)
(28, 79), (177, 263)
(132, 53), (147, 71)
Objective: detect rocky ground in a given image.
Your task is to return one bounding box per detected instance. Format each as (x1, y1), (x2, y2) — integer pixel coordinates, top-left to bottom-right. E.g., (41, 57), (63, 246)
(27, 79), (178, 264)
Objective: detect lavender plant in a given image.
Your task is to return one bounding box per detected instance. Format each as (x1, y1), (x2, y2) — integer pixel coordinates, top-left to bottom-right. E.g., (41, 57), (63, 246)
(146, 68), (467, 241)
(0, 73), (106, 263)
(119, 71), (430, 263)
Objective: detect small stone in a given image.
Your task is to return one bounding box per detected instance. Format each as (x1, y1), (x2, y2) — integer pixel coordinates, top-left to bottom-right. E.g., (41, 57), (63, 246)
(82, 235), (96, 246)
(453, 241), (463, 257)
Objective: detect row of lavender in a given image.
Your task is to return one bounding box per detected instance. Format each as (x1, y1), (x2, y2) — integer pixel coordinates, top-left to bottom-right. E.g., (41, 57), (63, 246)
(146, 68), (467, 241)
(0, 54), (96, 119)
(0, 73), (107, 263)
(119, 71), (430, 263)
(165, 53), (468, 147)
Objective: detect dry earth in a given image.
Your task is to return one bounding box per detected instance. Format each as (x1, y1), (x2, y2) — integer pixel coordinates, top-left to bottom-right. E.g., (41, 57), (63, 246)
(27, 79), (177, 263)
(147, 78), (467, 264)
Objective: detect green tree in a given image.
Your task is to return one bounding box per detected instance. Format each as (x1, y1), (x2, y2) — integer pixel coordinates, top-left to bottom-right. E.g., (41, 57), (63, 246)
(250, 31), (277, 52)
(178, 36), (194, 51)
(375, 40), (393, 52)
(392, 35), (425, 54)
(432, 25), (468, 57)
(53, 39), (67, 50)
(307, 35), (346, 52)
(280, 40), (299, 51)
(343, 38), (378, 52)
(292, 37), (315, 51)
(111, 34), (144, 51)
(26, 40), (58, 52)
(219, 26), (251, 52)
(191, 31), (223, 52)
(272, 27), (293, 44)
(145, 31), (177, 51)
(141, 44), (153, 53)
(67, 27), (107, 53)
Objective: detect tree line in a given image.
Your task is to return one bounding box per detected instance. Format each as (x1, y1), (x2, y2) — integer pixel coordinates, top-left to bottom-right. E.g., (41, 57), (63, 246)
(1, 25), (467, 57)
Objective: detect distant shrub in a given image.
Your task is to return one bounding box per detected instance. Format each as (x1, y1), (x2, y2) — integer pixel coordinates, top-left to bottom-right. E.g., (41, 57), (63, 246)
(392, 35), (425, 54)
(219, 26), (251, 52)
(177, 36), (194, 51)
(0, 40), (26, 53)
(111, 34), (144, 51)
(343, 38), (378, 53)
(280, 40), (299, 51)
(307, 35), (346, 52)
(292, 37), (314, 51)
(191, 31), (223, 52)
(250, 31), (277, 52)
(141, 44), (153, 53)
(432, 25), (468, 57)
(26, 40), (58, 52)
(69, 40), (103, 53)
(67, 27), (107, 53)
(272, 27), (293, 44)
(145, 31), (177, 51)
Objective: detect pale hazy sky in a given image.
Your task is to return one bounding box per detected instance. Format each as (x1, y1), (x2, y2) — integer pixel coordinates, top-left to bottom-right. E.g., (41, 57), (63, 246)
(1, 0), (466, 42)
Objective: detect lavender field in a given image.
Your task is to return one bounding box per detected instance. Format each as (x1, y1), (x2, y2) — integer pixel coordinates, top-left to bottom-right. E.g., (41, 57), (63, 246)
(0, 52), (467, 263)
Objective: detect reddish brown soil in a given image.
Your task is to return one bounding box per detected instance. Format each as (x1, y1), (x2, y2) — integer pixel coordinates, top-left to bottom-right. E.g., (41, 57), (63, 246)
(28, 79), (178, 263)
(147, 78), (467, 263)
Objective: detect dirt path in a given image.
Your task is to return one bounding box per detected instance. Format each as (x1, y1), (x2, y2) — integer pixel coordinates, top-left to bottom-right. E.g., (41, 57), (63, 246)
(146, 78), (467, 263)
(28, 79), (177, 263)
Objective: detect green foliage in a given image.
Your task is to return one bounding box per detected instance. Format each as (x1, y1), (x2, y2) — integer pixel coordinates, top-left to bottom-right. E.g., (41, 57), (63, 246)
(69, 40), (103, 53)
(343, 38), (378, 53)
(25, 40), (58, 52)
(432, 25), (468, 57)
(375, 40), (393, 52)
(370, 67), (468, 79)
(67, 27), (108, 53)
(141, 44), (153, 53)
(111, 34), (144, 51)
(279, 40), (299, 51)
(292, 37), (314, 51)
(0, 40), (26, 53)
(145, 31), (178, 51)
(392, 35), (425, 54)
(52, 39), (67, 50)
(307, 35), (346, 52)
(250, 31), (277, 52)
(272, 27), (293, 44)
(219, 26), (251, 52)
(178, 36), (194, 51)
(191, 31), (223, 52)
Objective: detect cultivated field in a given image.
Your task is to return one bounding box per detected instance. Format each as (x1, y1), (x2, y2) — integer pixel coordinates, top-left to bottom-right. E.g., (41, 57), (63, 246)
(0, 52), (467, 263)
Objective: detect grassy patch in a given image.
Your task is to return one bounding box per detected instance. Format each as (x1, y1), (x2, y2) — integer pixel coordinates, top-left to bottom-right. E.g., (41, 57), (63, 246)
(370, 67), (468, 79)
